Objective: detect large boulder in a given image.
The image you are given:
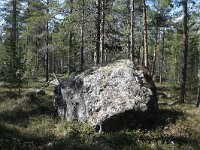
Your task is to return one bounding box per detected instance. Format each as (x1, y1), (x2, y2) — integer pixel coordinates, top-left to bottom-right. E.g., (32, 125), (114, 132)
(54, 60), (158, 131)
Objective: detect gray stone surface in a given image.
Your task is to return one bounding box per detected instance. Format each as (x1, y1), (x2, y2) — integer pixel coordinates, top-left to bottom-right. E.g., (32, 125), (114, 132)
(54, 60), (158, 131)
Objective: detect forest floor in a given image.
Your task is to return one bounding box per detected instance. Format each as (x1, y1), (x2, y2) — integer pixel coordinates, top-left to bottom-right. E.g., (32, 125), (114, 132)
(0, 77), (200, 150)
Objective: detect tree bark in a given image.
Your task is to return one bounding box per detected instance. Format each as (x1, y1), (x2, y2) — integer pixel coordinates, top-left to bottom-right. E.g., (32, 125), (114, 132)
(12, 0), (17, 72)
(174, 56), (177, 83)
(95, 0), (101, 65)
(160, 30), (165, 84)
(196, 48), (200, 107)
(197, 85), (200, 107)
(53, 52), (56, 73)
(197, 72), (200, 107)
(127, 35), (131, 59)
(26, 0), (30, 52)
(80, 0), (85, 72)
(45, 0), (49, 82)
(125, 1), (130, 60)
(151, 27), (159, 77)
(143, 0), (148, 68)
(137, 45), (141, 65)
(68, 0), (74, 73)
(131, 0), (135, 62)
(180, 0), (188, 103)
(100, 0), (105, 63)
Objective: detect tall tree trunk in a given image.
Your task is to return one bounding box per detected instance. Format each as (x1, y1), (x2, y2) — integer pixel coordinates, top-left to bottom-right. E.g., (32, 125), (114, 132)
(12, 0), (17, 73)
(95, 0), (101, 65)
(131, 0), (135, 62)
(127, 35), (131, 59)
(151, 27), (159, 77)
(68, 0), (74, 73)
(60, 58), (63, 73)
(196, 84), (200, 107)
(174, 56), (177, 82)
(45, 0), (49, 82)
(73, 36), (77, 70)
(143, 0), (148, 68)
(53, 52), (56, 73)
(137, 45), (141, 65)
(180, 0), (188, 103)
(126, 1), (130, 60)
(197, 67), (200, 107)
(100, 0), (105, 63)
(36, 37), (40, 71)
(49, 52), (53, 73)
(196, 47), (200, 107)
(160, 30), (165, 84)
(80, 0), (85, 72)
(26, 0), (30, 52)
(68, 32), (73, 73)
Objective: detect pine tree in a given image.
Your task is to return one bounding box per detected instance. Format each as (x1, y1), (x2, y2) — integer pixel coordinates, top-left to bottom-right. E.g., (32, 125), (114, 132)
(130, 0), (135, 62)
(95, 0), (101, 65)
(143, 0), (148, 68)
(180, 0), (189, 103)
(3, 0), (26, 92)
(80, 0), (85, 71)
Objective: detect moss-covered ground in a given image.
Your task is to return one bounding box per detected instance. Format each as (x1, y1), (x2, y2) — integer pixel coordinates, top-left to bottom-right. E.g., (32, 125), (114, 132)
(0, 78), (200, 150)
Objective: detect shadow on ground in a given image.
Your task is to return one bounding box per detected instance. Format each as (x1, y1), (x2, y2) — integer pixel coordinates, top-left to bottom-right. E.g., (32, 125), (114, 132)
(148, 108), (185, 129)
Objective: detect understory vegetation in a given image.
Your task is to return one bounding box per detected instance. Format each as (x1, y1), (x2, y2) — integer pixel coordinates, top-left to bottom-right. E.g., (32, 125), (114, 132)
(0, 78), (200, 150)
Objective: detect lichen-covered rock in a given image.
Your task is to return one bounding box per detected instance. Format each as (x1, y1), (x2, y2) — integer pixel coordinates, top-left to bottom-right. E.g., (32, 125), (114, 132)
(54, 60), (158, 131)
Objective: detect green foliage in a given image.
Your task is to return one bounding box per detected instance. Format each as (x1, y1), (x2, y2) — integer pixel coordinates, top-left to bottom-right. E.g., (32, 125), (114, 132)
(0, 0), (26, 91)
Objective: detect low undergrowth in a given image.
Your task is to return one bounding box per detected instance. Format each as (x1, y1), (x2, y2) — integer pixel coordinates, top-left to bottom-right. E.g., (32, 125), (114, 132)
(0, 80), (200, 150)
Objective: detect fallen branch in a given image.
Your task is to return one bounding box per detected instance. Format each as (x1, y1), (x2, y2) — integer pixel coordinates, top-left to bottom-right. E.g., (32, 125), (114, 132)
(49, 73), (60, 86)
(26, 73), (60, 98)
